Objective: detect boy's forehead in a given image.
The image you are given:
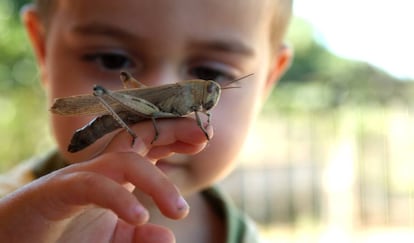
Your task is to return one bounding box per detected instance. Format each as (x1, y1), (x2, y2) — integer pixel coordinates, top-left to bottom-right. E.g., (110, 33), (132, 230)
(53, 0), (275, 51)
(55, 0), (275, 30)
(55, 0), (275, 12)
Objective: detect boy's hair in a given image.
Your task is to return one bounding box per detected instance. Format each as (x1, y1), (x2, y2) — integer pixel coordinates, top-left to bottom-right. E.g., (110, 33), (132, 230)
(271, 0), (293, 47)
(34, 0), (292, 48)
(34, 0), (54, 26)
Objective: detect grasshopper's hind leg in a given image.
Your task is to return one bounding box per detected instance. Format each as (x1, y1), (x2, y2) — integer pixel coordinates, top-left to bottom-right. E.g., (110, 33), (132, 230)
(94, 86), (138, 147)
(120, 71), (146, 88)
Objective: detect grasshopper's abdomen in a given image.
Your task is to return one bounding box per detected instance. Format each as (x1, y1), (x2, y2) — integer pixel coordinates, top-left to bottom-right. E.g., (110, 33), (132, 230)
(68, 111), (145, 152)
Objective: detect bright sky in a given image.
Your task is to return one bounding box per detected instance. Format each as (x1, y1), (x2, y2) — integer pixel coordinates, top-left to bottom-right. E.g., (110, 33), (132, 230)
(294, 0), (414, 80)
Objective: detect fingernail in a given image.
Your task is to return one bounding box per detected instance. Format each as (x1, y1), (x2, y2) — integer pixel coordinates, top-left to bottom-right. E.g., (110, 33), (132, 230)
(205, 124), (214, 138)
(131, 204), (149, 223)
(176, 196), (190, 213)
(132, 138), (149, 156)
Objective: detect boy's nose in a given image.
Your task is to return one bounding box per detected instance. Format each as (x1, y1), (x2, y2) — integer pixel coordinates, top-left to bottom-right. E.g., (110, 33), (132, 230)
(141, 66), (179, 87)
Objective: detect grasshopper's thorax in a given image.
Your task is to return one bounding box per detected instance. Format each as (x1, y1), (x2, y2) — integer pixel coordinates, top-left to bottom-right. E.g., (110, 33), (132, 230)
(202, 81), (221, 111)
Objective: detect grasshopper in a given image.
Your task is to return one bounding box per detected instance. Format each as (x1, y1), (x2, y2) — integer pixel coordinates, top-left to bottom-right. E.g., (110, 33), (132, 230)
(50, 72), (250, 153)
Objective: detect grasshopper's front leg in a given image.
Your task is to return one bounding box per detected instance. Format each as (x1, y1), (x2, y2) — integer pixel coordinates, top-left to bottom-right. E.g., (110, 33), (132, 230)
(194, 110), (212, 141)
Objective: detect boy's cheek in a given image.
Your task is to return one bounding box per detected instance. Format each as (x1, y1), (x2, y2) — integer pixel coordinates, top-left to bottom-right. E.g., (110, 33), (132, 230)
(210, 92), (258, 150)
(210, 113), (250, 151)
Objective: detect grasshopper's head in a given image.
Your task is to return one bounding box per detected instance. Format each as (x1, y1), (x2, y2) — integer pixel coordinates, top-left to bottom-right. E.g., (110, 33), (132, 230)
(202, 81), (221, 111)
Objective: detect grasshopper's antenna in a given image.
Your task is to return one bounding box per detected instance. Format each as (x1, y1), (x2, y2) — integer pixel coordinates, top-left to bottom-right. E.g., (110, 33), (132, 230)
(221, 73), (254, 89)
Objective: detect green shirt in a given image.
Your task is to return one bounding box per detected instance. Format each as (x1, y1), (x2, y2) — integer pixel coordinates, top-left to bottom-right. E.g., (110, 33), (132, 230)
(0, 150), (262, 243)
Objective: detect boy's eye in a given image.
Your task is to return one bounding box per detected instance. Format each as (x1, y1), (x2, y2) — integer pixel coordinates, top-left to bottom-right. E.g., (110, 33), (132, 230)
(188, 66), (236, 84)
(83, 53), (135, 71)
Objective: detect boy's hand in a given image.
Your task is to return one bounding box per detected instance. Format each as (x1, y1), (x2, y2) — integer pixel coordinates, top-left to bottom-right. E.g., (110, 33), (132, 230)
(0, 118), (212, 243)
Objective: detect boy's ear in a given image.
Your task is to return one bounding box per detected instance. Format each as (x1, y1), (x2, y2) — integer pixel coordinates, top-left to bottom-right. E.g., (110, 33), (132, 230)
(264, 44), (293, 96)
(21, 4), (47, 85)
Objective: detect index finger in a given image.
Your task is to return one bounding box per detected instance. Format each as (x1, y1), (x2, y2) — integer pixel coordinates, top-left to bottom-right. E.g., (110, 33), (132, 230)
(104, 117), (213, 157)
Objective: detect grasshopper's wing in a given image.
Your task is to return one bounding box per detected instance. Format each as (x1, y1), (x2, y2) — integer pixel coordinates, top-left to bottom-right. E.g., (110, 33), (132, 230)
(51, 81), (196, 116)
(50, 88), (144, 116)
(51, 94), (105, 116)
(132, 82), (195, 115)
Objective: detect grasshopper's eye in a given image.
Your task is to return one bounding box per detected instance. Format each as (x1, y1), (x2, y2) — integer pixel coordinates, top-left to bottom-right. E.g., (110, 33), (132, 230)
(83, 52), (136, 71)
(207, 82), (220, 94)
(93, 85), (107, 96)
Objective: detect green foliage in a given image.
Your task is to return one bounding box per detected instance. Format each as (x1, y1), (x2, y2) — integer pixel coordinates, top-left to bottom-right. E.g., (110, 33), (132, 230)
(0, 1), (52, 171)
(263, 18), (414, 114)
(0, 0), (37, 89)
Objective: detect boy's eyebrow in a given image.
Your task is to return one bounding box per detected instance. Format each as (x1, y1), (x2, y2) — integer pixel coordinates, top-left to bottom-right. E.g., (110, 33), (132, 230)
(71, 23), (137, 40)
(71, 23), (255, 56)
(191, 40), (255, 57)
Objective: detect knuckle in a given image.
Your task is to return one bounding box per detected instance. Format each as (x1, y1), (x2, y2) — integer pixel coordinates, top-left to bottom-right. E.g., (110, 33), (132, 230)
(149, 176), (176, 198)
(56, 171), (99, 193)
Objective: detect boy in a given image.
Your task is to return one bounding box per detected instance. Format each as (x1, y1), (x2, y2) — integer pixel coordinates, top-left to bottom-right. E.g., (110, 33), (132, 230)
(0, 0), (292, 242)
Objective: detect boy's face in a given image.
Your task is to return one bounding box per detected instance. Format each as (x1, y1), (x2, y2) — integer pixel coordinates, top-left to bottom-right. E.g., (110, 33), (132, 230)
(26, 0), (290, 195)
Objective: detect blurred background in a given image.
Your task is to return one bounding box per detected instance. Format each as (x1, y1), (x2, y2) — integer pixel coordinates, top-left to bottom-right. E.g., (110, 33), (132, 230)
(1, 0), (414, 242)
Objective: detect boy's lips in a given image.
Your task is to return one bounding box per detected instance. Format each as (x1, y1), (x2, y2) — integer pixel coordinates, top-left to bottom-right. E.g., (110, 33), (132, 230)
(155, 153), (191, 173)
(155, 159), (183, 173)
